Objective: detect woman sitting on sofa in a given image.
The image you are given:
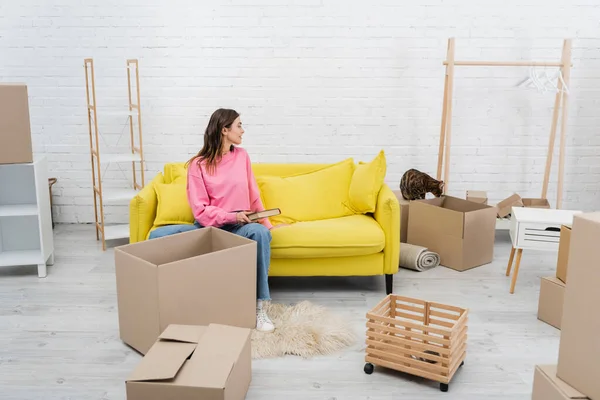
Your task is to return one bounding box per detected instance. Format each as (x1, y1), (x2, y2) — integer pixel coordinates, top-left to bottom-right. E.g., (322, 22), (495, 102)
(185, 108), (280, 333)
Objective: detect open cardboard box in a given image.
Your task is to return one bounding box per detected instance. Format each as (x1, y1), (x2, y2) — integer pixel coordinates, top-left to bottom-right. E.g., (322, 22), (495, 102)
(407, 195), (497, 271)
(126, 324), (252, 400)
(496, 193), (523, 218)
(115, 227), (257, 355)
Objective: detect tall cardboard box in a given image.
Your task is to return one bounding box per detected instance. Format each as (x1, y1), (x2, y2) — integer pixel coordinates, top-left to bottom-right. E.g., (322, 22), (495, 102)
(126, 324), (252, 400)
(556, 225), (572, 283)
(407, 195), (497, 271)
(392, 190), (409, 243)
(114, 227), (257, 355)
(537, 276), (566, 329)
(532, 365), (588, 400)
(0, 83), (33, 165)
(557, 212), (600, 399)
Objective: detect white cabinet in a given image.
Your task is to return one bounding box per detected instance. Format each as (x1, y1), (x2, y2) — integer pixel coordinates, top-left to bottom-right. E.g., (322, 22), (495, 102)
(0, 156), (54, 277)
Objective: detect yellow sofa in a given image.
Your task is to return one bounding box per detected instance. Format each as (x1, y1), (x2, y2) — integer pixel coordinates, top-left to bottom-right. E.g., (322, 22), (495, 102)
(129, 157), (401, 294)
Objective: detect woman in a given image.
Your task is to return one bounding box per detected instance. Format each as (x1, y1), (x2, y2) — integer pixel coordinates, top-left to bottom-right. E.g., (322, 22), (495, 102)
(186, 108), (280, 333)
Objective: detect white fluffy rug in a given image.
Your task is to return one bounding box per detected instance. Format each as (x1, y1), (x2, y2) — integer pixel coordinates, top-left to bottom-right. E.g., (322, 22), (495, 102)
(251, 300), (357, 359)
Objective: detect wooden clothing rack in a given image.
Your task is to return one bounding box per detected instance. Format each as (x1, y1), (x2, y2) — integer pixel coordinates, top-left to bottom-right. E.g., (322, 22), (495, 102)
(436, 38), (573, 209)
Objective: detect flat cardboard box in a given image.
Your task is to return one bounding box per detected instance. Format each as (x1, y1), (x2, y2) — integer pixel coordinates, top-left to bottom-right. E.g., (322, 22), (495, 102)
(532, 365), (588, 400)
(0, 83), (33, 165)
(496, 193), (523, 218)
(466, 190), (488, 205)
(115, 227), (257, 355)
(523, 198), (551, 209)
(556, 225), (572, 284)
(538, 276), (565, 330)
(392, 190), (409, 243)
(557, 212), (600, 400)
(407, 195), (497, 271)
(126, 324), (252, 400)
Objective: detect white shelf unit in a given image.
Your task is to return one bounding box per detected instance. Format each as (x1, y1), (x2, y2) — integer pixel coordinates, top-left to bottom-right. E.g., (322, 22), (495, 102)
(0, 156), (55, 277)
(84, 58), (146, 250)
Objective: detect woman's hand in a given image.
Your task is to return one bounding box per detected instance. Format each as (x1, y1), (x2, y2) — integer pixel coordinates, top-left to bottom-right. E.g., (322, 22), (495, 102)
(236, 211), (252, 224)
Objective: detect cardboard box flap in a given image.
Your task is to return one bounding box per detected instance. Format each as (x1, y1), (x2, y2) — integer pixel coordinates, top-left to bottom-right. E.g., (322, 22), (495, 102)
(117, 228), (212, 267)
(179, 324), (251, 389)
(411, 198), (464, 238)
(159, 324), (207, 344)
(127, 341), (197, 382)
(538, 365), (588, 398)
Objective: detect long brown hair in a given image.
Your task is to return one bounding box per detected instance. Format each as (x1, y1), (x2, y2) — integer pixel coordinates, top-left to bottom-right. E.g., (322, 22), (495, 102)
(186, 108), (239, 175)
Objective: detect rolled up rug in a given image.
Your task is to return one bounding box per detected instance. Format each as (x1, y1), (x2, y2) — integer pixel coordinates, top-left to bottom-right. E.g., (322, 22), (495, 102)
(399, 243), (440, 272)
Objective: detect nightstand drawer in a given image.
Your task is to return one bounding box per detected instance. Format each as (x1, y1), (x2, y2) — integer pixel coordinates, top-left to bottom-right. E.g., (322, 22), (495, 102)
(515, 222), (562, 250)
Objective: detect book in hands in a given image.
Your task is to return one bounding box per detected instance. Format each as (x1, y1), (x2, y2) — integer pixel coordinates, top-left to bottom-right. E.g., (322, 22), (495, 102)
(247, 208), (281, 221)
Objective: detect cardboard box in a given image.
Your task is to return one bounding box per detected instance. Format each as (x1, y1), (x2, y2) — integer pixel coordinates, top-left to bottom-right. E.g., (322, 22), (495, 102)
(126, 324), (252, 400)
(556, 225), (572, 284)
(523, 198), (551, 209)
(496, 193), (523, 218)
(392, 190), (409, 243)
(0, 83), (33, 165)
(557, 212), (600, 400)
(407, 195), (497, 271)
(466, 190), (488, 205)
(532, 365), (588, 400)
(114, 227), (257, 355)
(538, 276), (565, 330)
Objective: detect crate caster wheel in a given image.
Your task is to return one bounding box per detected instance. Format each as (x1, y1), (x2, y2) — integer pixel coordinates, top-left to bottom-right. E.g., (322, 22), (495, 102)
(364, 363), (374, 375)
(440, 383), (449, 392)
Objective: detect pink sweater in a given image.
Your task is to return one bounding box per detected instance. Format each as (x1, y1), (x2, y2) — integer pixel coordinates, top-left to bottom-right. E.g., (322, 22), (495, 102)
(186, 147), (273, 230)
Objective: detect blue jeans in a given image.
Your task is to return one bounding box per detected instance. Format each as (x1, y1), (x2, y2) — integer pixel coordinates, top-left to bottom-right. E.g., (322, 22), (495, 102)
(149, 221), (272, 301)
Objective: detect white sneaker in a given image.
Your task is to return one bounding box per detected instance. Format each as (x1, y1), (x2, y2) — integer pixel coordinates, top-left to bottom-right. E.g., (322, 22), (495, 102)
(256, 307), (275, 333)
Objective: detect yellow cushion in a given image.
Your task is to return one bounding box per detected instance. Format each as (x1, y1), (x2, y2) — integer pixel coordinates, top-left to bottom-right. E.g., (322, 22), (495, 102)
(153, 183), (195, 226)
(270, 215), (385, 258)
(130, 173), (165, 243)
(349, 150), (387, 213)
(164, 162), (187, 184)
(256, 158), (356, 225)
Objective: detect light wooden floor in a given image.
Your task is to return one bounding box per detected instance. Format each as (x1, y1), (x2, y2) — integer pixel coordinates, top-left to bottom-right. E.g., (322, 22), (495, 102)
(0, 224), (561, 400)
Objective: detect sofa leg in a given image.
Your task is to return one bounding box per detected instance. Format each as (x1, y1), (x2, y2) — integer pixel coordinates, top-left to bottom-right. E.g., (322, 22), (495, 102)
(385, 274), (393, 295)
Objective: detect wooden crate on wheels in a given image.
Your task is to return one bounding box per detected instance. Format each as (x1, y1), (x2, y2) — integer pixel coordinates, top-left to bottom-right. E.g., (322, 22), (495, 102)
(363, 294), (468, 392)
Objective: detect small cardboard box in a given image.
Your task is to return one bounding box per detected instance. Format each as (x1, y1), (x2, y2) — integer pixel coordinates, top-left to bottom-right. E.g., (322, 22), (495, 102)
(0, 83), (33, 165)
(392, 190), (409, 243)
(532, 365), (588, 400)
(407, 195), (497, 271)
(496, 193), (523, 218)
(523, 198), (551, 209)
(557, 212), (600, 400)
(115, 227), (257, 355)
(556, 225), (572, 284)
(466, 190), (488, 205)
(537, 276), (566, 330)
(126, 324), (252, 400)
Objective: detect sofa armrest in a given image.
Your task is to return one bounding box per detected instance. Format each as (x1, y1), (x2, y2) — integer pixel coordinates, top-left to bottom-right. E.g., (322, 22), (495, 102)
(373, 183), (400, 275)
(129, 174), (162, 243)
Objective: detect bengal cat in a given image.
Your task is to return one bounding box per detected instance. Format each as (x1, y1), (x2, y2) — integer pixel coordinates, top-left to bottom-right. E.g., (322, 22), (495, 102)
(399, 168), (445, 200)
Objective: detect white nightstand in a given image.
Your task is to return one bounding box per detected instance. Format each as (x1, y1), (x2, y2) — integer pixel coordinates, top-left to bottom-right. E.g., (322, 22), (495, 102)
(506, 207), (582, 294)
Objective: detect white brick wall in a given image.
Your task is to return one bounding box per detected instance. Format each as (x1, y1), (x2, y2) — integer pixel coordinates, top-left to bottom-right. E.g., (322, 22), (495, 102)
(1, 1), (599, 224)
